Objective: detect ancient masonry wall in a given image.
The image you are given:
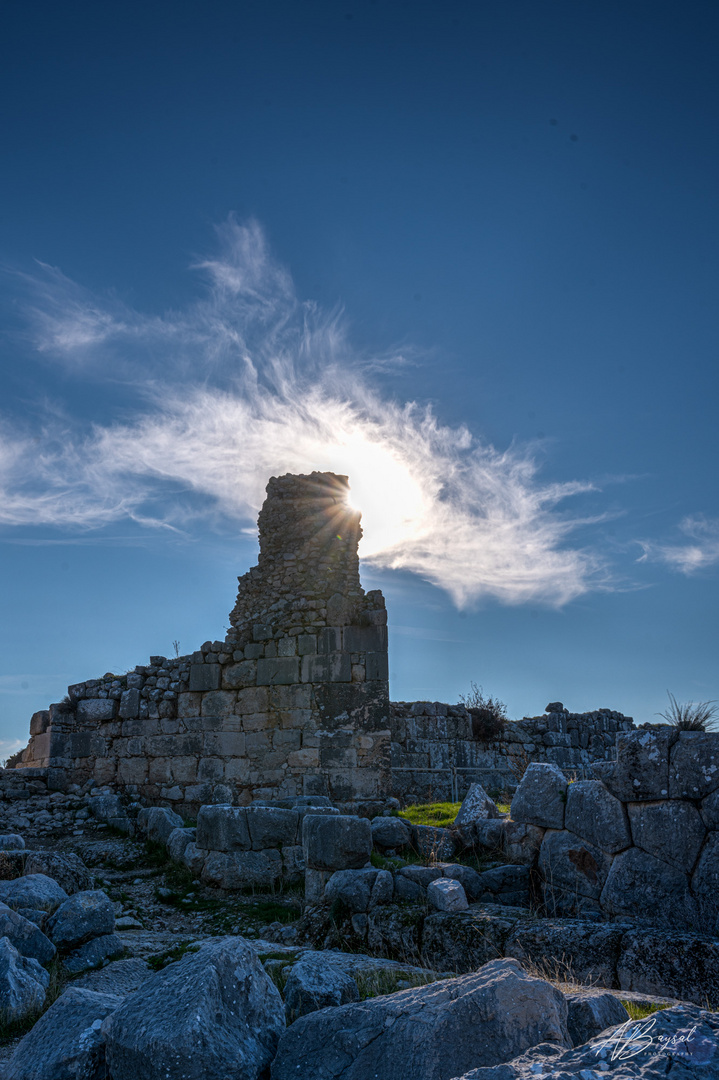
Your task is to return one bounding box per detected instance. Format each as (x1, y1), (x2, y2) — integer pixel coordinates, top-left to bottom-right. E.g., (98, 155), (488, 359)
(10, 473), (391, 812)
(390, 703), (635, 803)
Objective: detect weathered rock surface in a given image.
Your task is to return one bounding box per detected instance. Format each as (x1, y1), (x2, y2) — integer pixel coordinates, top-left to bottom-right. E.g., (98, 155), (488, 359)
(421, 906), (528, 974)
(600, 847), (697, 924)
(564, 780), (630, 854)
(0, 936), (49, 1024)
(165, 826), (196, 863)
(450, 1004), (719, 1080)
(303, 814), (372, 871)
(72, 957), (153, 996)
(103, 936), (285, 1080)
(427, 877), (468, 912)
(617, 926), (719, 1006)
(0, 834), (25, 850)
(200, 848), (283, 890)
(602, 728), (672, 802)
(46, 890), (115, 950)
(475, 865), (530, 908)
(538, 829), (613, 913)
(370, 815), (411, 850)
(283, 952), (360, 1023)
(22, 851), (93, 893)
(196, 804), (250, 851)
(564, 990), (629, 1046)
(692, 831), (719, 935)
(504, 918), (624, 987)
(63, 931), (125, 974)
(454, 783), (502, 826)
(669, 731), (719, 800)
(510, 763), (567, 830)
(0, 874), (69, 914)
(270, 958), (571, 1080)
(628, 799), (706, 872)
(325, 868), (379, 913)
(412, 824), (456, 860)
(0, 903), (56, 965)
(4, 987), (122, 1080)
(142, 805), (184, 845)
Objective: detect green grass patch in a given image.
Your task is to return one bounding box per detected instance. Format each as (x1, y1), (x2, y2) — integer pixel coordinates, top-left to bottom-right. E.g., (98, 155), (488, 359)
(397, 802), (461, 828)
(147, 941), (201, 971)
(619, 1000), (671, 1021)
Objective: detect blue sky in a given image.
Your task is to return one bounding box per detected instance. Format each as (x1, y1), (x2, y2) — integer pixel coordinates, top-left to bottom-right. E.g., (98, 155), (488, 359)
(1, 0), (718, 760)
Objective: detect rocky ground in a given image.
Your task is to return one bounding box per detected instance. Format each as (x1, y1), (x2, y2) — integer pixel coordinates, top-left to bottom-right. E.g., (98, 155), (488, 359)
(1, 783), (716, 1080)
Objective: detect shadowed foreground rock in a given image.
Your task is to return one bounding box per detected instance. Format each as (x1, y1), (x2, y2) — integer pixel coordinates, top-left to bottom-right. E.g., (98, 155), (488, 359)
(102, 937), (285, 1080)
(270, 958), (571, 1080)
(5, 987), (122, 1080)
(449, 1003), (719, 1079)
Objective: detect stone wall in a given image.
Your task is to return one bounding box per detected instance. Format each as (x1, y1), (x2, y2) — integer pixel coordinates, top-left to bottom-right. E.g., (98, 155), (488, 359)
(390, 702), (634, 804)
(503, 728), (719, 934)
(9, 473), (391, 813)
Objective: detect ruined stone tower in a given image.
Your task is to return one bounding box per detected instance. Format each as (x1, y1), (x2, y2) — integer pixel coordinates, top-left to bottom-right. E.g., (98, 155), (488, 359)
(9, 472), (391, 812)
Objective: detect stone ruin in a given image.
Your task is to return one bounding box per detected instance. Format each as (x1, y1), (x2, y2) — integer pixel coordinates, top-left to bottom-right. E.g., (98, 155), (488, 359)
(7, 470), (639, 813)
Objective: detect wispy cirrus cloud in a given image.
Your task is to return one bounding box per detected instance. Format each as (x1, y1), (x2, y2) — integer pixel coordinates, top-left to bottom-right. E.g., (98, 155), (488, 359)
(639, 516), (719, 574)
(0, 217), (609, 608)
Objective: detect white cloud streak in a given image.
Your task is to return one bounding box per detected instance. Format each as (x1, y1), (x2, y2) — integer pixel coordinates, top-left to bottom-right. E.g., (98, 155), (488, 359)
(0, 218), (608, 607)
(639, 516), (719, 575)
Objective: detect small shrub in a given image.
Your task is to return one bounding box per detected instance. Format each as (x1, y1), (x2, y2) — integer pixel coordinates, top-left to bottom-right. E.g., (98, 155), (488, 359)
(620, 1000), (671, 1022)
(398, 802), (460, 829)
(658, 691), (719, 732)
(459, 683), (508, 741)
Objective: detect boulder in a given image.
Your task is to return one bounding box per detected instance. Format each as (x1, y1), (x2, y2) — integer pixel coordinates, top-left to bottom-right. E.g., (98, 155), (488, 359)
(144, 806), (184, 845)
(371, 816), (411, 851)
(600, 847), (697, 926)
(180, 840), (208, 876)
(0, 903), (56, 965)
(603, 728), (672, 802)
(504, 918), (624, 986)
(510, 764), (567, 830)
(450, 1004), (719, 1080)
(398, 865), (444, 888)
(440, 864), (484, 901)
(23, 851), (93, 894)
(200, 849), (282, 890)
(538, 829), (613, 909)
(324, 869), (378, 913)
(166, 827), (196, 864)
(302, 814), (372, 871)
(0, 874), (69, 914)
(72, 957), (153, 997)
(393, 875), (425, 902)
(87, 793), (132, 833)
(15, 908), (47, 930)
(455, 784), (502, 826)
(627, 799), (706, 873)
(503, 821), (544, 865)
(366, 901), (425, 961)
(245, 806), (299, 849)
(283, 953), (359, 1023)
(475, 865), (530, 908)
(0, 936), (49, 1024)
(0, 834), (25, 850)
(4, 987), (122, 1080)
(701, 788), (719, 830)
(412, 824), (456, 861)
(103, 937), (285, 1080)
(270, 958), (571, 1080)
(692, 831), (719, 935)
(195, 804), (250, 851)
(421, 907), (527, 974)
(473, 819), (507, 854)
(280, 844), (305, 883)
(564, 991), (629, 1046)
(63, 932), (125, 975)
(617, 926), (719, 1006)
(427, 878), (468, 912)
(47, 890), (115, 950)
(564, 780), (631, 854)
(669, 731), (719, 799)
(370, 869), (393, 907)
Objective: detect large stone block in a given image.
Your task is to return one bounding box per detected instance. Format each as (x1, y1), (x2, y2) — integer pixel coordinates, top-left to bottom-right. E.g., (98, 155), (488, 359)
(617, 926), (719, 1006)
(669, 731), (719, 799)
(510, 763), (567, 829)
(0, 875), (69, 915)
(0, 937), (49, 1027)
(301, 652), (352, 683)
(538, 829), (613, 903)
(505, 918), (624, 986)
(365, 651), (389, 681)
(303, 813), (372, 870)
(691, 832), (719, 936)
(604, 728), (672, 802)
(0, 904), (57, 965)
(564, 780), (631, 854)
(118, 689), (140, 719)
(600, 847), (697, 926)
(188, 664), (221, 692)
(200, 849), (283, 890)
(270, 958), (570, 1080)
(196, 805), (250, 851)
(256, 657), (300, 685)
(201, 691), (237, 717)
(245, 806), (299, 849)
(628, 799), (706, 873)
(221, 661), (256, 690)
(324, 869), (379, 913)
(76, 699), (116, 722)
(143, 806), (184, 845)
(46, 890), (115, 950)
(283, 953), (359, 1025)
(564, 991), (629, 1047)
(454, 782), (501, 827)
